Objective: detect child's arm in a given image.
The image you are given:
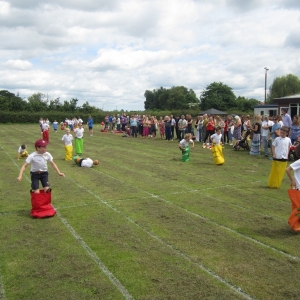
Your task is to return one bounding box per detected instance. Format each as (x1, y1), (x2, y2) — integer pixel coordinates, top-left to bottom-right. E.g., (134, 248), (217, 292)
(286, 166), (296, 187)
(17, 162), (29, 181)
(272, 145), (276, 158)
(190, 140), (194, 148)
(17, 152), (21, 160)
(50, 161), (65, 177)
(178, 141), (184, 150)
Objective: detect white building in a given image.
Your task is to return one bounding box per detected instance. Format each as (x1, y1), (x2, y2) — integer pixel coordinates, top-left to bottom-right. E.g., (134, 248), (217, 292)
(254, 104), (278, 117)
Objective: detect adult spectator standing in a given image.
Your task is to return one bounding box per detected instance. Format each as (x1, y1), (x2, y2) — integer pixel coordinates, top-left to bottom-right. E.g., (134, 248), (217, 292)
(178, 115), (188, 141)
(121, 114), (127, 131)
(175, 115), (180, 140)
(108, 114), (113, 131)
(130, 115), (138, 138)
(202, 116), (215, 144)
(261, 115), (274, 157)
(281, 108), (292, 128)
(164, 116), (172, 141)
(289, 115), (300, 144)
(232, 115), (242, 148)
(249, 115), (262, 155)
(87, 115), (93, 136)
(116, 114), (121, 131)
(186, 114), (193, 135)
(202, 114), (208, 143)
(170, 115), (176, 139)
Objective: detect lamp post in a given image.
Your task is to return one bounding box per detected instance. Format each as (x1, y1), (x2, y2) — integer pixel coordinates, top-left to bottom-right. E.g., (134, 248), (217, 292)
(264, 67), (269, 104)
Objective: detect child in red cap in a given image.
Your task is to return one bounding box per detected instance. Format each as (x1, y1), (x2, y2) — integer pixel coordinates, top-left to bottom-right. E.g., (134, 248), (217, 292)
(17, 139), (65, 193)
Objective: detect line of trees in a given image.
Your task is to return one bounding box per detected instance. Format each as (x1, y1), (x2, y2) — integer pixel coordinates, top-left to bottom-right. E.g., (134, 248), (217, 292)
(0, 90), (100, 113)
(144, 83), (260, 112)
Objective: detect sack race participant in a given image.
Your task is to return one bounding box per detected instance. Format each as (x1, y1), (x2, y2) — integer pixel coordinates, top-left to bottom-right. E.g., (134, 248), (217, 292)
(73, 156), (99, 168)
(74, 122), (84, 155)
(60, 122), (65, 130)
(286, 144), (300, 231)
(178, 133), (194, 162)
(17, 144), (28, 160)
(41, 120), (50, 143)
(210, 126), (225, 165)
(17, 139), (65, 218)
(268, 126), (291, 188)
(30, 189), (55, 218)
(61, 128), (73, 161)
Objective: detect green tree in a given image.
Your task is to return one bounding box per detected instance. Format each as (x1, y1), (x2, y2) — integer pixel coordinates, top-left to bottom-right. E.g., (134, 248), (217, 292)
(200, 82), (236, 111)
(48, 98), (62, 111)
(235, 96), (260, 112)
(27, 93), (48, 112)
(267, 74), (300, 103)
(144, 86), (198, 110)
(0, 90), (28, 111)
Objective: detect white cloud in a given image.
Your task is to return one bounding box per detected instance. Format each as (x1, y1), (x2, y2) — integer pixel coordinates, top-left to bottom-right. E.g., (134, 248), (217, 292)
(0, 0), (300, 111)
(3, 59), (32, 70)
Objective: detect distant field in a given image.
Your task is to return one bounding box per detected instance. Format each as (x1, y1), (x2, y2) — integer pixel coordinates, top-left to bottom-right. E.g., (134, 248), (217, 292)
(0, 124), (299, 300)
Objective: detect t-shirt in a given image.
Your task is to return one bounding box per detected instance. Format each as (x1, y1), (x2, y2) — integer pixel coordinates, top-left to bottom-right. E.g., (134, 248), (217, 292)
(18, 146), (26, 154)
(26, 152), (53, 172)
(290, 159), (300, 189)
(272, 137), (292, 159)
(210, 133), (222, 145)
(179, 139), (193, 148)
(74, 127), (84, 138)
(261, 120), (274, 137)
(178, 119), (187, 130)
(81, 158), (93, 168)
(62, 134), (73, 146)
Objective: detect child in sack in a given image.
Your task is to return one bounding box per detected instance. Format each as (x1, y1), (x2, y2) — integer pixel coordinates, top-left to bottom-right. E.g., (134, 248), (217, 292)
(178, 133), (194, 161)
(17, 144), (29, 160)
(17, 139), (65, 193)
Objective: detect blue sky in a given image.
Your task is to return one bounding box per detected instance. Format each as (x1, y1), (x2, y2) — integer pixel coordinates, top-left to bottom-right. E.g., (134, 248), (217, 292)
(0, 0), (300, 111)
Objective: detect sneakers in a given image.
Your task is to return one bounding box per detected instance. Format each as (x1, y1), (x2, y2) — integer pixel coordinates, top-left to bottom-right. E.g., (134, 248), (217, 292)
(264, 154), (268, 157)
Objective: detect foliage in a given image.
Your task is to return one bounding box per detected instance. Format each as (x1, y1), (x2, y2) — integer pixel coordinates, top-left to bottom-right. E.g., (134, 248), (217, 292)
(199, 82), (259, 112)
(144, 86), (199, 110)
(0, 90), (102, 115)
(200, 82), (236, 111)
(267, 74), (300, 103)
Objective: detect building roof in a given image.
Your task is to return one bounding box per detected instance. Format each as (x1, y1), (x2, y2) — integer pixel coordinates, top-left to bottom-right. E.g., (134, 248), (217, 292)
(254, 104), (278, 108)
(274, 94), (300, 100)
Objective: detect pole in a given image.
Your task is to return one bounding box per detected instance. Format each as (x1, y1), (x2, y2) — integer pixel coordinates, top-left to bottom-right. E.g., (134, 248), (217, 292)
(264, 67), (269, 104)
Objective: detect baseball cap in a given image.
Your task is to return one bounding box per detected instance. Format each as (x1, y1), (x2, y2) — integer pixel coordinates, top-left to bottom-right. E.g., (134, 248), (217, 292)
(35, 139), (48, 148)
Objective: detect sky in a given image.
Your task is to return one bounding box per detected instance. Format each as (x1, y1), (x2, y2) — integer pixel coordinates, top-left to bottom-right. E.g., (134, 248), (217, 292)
(0, 0), (300, 111)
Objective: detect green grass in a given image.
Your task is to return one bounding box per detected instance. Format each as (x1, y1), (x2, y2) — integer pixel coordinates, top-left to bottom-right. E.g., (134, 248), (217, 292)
(0, 124), (299, 300)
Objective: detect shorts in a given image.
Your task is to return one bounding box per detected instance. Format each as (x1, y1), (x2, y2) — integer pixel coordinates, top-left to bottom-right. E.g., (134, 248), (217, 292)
(88, 126), (93, 130)
(30, 171), (49, 190)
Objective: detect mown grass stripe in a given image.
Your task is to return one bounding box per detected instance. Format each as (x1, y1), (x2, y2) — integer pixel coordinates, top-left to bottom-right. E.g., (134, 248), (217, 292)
(1, 145), (134, 300)
(65, 174), (255, 300)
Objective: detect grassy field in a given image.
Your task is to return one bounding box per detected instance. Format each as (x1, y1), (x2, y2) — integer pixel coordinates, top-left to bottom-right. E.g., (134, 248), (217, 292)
(0, 124), (299, 300)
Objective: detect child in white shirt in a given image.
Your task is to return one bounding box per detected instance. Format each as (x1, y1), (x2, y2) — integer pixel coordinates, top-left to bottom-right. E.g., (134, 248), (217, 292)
(62, 128), (74, 161)
(17, 139), (65, 193)
(179, 133), (194, 162)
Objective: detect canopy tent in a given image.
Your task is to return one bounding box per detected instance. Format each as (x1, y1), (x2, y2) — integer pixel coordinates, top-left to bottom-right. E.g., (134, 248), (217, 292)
(199, 108), (227, 115)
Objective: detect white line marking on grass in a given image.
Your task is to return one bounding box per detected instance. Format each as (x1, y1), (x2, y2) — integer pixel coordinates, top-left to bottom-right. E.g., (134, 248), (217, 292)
(55, 211), (134, 300)
(65, 175), (255, 300)
(91, 167), (299, 261)
(1, 146), (134, 300)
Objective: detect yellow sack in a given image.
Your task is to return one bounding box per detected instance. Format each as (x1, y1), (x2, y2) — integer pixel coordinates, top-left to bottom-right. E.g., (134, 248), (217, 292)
(64, 145), (73, 161)
(212, 144), (225, 165)
(267, 160), (287, 188)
